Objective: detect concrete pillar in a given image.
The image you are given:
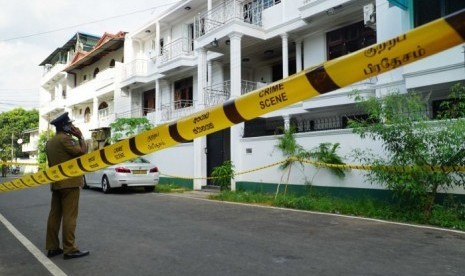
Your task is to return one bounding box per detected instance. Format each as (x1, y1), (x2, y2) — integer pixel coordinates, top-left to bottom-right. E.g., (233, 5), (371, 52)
(155, 22), (161, 57)
(193, 47), (208, 190)
(283, 114), (290, 131)
(197, 47), (207, 109)
(281, 33), (289, 78)
(92, 97), (99, 129)
(207, 60), (212, 89)
(229, 32), (243, 191)
(155, 79), (161, 125)
(229, 32), (243, 97)
(295, 38), (303, 72)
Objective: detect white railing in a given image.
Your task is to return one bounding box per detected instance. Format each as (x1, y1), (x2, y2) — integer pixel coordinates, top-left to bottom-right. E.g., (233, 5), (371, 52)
(120, 59), (148, 80)
(161, 102), (195, 122)
(159, 38), (194, 64)
(40, 96), (66, 114)
(40, 63), (66, 86)
(204, 80), (266, 106)
(195, 0), (265, 38)
(115, 108), (156, 119)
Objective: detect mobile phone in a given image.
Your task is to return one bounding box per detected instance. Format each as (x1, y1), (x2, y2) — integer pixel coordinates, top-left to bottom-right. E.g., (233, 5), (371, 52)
(63, 125), (72, 133)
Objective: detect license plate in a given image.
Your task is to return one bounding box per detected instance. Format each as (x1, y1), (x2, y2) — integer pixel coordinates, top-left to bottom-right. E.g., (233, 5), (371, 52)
(132, 170), (147, 174)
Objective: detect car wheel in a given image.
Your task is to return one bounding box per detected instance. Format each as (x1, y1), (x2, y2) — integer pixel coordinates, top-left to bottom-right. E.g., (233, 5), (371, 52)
(101, 176), (111, 194)
(82, 176), (89, 189)
(144, 186), (155, 193)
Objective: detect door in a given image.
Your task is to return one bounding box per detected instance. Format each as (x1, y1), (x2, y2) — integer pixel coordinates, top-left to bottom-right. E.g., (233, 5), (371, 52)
(206, 128), (230, 186)
(143, 89), (155, 115)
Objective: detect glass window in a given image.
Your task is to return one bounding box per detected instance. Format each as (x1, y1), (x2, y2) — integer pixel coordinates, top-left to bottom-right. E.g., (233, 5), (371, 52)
(326, 21), (376, 60)
(414, 0), (465, 27)
(174, 77), (193, 109)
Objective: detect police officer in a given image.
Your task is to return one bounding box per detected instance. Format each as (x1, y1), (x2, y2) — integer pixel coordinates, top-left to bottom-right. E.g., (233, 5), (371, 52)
(45, 112), (90, 260)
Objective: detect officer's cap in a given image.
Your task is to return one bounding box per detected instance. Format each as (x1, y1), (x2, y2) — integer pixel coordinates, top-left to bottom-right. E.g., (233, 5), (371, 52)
(50, 112), (73, 127)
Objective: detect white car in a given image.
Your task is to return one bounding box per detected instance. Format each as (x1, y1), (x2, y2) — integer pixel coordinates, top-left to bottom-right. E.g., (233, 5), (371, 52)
(83, 157), (159, 193)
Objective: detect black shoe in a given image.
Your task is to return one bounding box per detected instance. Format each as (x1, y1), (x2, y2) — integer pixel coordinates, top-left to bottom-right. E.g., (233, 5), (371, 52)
(47, 248), (63, 257)
(63, 250), (90, 260)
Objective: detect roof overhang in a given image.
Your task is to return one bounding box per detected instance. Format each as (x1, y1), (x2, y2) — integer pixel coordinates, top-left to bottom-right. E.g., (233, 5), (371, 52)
(64, 33), (125, 72)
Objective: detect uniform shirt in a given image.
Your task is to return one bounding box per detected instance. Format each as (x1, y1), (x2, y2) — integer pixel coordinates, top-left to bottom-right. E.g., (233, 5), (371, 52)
(46, 132), (85, 190)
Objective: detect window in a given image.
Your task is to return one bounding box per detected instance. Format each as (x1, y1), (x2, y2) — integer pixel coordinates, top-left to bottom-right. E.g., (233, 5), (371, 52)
(414, 0), (465, 27)
(84, 107), (91, 123)
(174, 77), (193, 109)
(243, 117), (284, 137)
(272, 60), (296, 82)
(93, 68), (100, 78)
(327, 21), (376, 60)
(263, 0), (281, 9)
(159, 38), (164, 55)
(98, 102), (108, 110)
(98, 102), (109, 118)
(143, 90), (156, 115)
(188, 23), (194, 51)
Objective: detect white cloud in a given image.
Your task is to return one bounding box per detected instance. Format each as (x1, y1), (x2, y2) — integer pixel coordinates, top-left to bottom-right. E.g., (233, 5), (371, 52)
(0, 0), (178, 113)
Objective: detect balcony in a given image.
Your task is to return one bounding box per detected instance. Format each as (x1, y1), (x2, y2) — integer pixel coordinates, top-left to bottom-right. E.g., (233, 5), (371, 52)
(156, 38), (197, 74)
(119, 59), (158, 88)
(299, 0), (357, 23)
(66, 80), (94, 106)
(114, 108), (157, 125)
(204, 80), (267, 107)
(97, 107), (116, 128)
(40, 96), (66, 116)
(40, 63), (66, 88)
(195, 0), (264, 39)
(161, 101), (195, 122)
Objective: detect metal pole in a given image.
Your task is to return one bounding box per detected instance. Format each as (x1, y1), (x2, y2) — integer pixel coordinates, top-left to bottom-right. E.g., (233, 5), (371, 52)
(11, 133), (13, 162)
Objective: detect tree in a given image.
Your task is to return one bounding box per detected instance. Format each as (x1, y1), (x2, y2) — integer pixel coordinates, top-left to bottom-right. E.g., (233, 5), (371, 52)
(0, 108), (39, 160)
(349, 85), (465, 220)
(274, 127), (309, 197)
(37, 130), (54, 170)
(307, 142), (346, 181)
(109, 117), (153, 143)
(274, 127), (347, 197)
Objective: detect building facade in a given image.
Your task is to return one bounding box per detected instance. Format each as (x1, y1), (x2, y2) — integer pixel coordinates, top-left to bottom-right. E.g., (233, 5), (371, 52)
(39, 0), (465, 195)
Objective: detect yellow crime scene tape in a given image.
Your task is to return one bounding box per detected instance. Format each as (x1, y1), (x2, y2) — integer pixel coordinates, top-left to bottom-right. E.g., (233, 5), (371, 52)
(160, 158), (465, 181)
(1, 9), (464, 193)
(0, 162), (39, 166)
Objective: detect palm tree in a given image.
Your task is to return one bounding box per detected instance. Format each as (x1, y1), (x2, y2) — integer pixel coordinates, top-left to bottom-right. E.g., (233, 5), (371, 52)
(274, 127), (309, 197)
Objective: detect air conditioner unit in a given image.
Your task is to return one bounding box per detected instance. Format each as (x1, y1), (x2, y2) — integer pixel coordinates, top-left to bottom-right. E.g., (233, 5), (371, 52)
(363, 3), (376, 29)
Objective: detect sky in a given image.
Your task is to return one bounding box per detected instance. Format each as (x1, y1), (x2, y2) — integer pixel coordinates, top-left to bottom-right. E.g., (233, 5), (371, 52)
(0, 0), (180, 113)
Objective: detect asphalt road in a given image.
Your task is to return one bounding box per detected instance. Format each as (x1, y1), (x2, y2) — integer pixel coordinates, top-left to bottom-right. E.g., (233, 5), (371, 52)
(0, 182), (465, 276)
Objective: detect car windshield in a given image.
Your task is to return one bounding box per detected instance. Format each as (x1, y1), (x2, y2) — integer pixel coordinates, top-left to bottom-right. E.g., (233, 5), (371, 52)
(126, 157), (150, 164)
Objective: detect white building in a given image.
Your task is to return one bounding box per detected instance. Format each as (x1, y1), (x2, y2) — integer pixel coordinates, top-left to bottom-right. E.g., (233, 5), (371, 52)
(39, 0), (465, 196)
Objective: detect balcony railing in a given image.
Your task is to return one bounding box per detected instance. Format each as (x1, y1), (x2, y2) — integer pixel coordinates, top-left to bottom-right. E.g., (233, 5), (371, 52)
(195, 0), (265, 38)
(161, 101), (195, 122)
(121, 59), (148, 80)
(159, 38), (194, 64)
(204, 80), (266, 106)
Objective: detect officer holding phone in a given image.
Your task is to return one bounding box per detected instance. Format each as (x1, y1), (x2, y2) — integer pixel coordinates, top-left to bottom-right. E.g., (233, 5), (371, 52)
(45, 112), (90, 260)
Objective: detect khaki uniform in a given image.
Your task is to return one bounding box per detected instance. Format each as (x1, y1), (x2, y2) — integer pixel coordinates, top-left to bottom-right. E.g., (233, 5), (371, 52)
(45, 132), (85, 254)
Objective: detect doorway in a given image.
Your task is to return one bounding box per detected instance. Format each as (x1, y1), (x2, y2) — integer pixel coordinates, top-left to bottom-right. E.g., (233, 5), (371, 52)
(206, 128), (230, 186)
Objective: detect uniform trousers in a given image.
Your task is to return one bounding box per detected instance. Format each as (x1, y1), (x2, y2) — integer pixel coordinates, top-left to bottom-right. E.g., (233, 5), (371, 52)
(46, 187), (80, 254)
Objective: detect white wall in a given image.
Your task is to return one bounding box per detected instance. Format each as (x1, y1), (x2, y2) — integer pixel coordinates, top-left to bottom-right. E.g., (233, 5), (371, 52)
(145, 142), (194, 178)
(238, 129), (385, 189)
(303, 33), (326, 68)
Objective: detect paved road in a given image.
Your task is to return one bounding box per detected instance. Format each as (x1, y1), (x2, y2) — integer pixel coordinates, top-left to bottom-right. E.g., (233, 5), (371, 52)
(0, 184), (464, 276)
